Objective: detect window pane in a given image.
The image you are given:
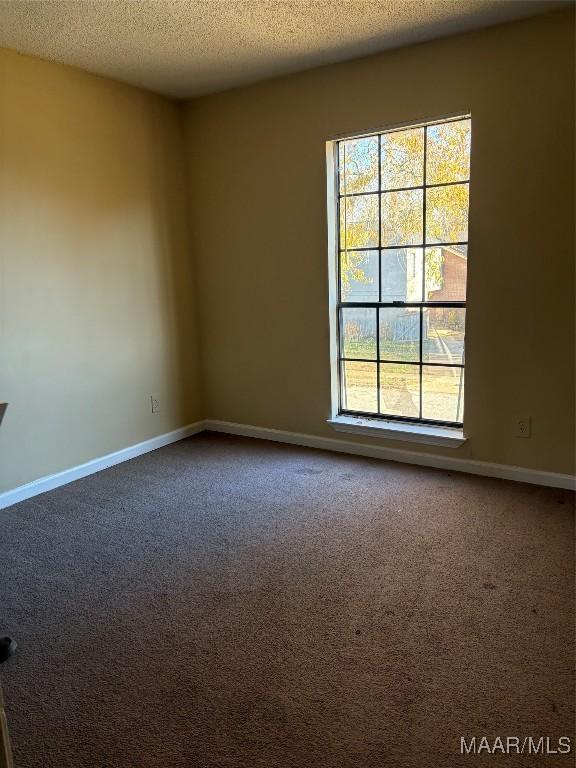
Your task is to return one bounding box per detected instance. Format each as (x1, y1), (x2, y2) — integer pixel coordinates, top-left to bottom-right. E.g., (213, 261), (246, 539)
(426, 184), (468, 244)
(422, 308), (465, 364)
(339, 136), (379, 195)
(381, 189), (423, 246)
(422, 365), (464, 422)
(341, 308), (377, 359)
(340, 194), (379, 249)
(381, 248), (423, 302)
(427, 119), (471, 185)
(381, 127), (424, 190)
(425, 246), (467, 301)
(336, 117), (470, 428)
(379, 363), (420, 418)
(342, 361), (378, 413)
(340, 250), (379, 302)
(379, 308), (420, 362)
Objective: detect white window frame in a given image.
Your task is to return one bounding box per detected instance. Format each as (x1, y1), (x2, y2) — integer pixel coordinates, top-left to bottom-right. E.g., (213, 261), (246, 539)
(326, 115), (469, 448)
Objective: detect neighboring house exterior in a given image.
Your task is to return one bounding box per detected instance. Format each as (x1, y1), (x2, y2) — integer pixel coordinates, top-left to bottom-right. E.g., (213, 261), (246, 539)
(343, 245), (466, 355)
(426, 246), (467, 303)
(379, 245), (467, 303)
(379, 245), (467, 343)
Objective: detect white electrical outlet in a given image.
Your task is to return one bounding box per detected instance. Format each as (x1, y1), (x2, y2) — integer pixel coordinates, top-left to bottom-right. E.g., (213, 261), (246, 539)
(515, 416), (531, 438)
(150, 394), (161, 414)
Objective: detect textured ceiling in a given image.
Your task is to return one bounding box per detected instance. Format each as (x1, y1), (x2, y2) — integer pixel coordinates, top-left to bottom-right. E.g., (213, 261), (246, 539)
(0, 1), (569, 99)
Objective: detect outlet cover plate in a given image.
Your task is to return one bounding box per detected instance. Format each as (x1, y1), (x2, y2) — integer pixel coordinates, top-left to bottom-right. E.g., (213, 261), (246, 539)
(515, 416), (531, 438)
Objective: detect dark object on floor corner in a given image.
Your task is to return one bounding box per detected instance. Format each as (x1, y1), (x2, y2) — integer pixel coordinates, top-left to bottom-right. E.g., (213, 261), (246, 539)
(0, 636), (16, 768)
(0, 640), (16, 666)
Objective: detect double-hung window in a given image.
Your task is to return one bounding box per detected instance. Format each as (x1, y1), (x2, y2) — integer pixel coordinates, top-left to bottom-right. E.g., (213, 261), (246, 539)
(332, 116), (471, 429)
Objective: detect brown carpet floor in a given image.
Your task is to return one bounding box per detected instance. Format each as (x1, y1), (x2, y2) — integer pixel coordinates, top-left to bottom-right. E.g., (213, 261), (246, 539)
(0, 432), (574, 768)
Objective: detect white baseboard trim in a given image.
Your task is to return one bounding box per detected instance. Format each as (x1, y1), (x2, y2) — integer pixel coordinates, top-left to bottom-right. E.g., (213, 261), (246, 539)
(2, 417), (573, 509)
(0, 421), (206, 510)
(205, 419), (576, 491)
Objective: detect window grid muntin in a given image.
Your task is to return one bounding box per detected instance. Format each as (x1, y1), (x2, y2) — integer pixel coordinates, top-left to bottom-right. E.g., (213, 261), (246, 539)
(336, 116), (469, 427)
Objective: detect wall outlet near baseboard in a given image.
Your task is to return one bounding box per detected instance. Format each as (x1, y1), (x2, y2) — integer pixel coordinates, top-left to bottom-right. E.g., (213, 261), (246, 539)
(515, 416), (531, 438)
(150, 394), (161, 414)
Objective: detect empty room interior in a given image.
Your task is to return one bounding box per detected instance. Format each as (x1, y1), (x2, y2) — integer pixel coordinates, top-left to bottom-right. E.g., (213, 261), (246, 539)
(0, 1), (574, 766)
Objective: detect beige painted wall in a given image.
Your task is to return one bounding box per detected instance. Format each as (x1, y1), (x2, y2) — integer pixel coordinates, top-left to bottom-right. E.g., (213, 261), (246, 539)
(185, 9), (575, 475)
(0, 10), (573, 495)
(0, 49), (202, 493)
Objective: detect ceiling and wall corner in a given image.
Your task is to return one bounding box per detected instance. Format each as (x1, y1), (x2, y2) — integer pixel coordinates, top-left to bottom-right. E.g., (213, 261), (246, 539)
(0, 0), (571, 99)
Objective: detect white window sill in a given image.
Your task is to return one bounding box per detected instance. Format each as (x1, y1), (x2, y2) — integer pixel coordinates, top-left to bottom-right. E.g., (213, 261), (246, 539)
(327, 415), (466, 448)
